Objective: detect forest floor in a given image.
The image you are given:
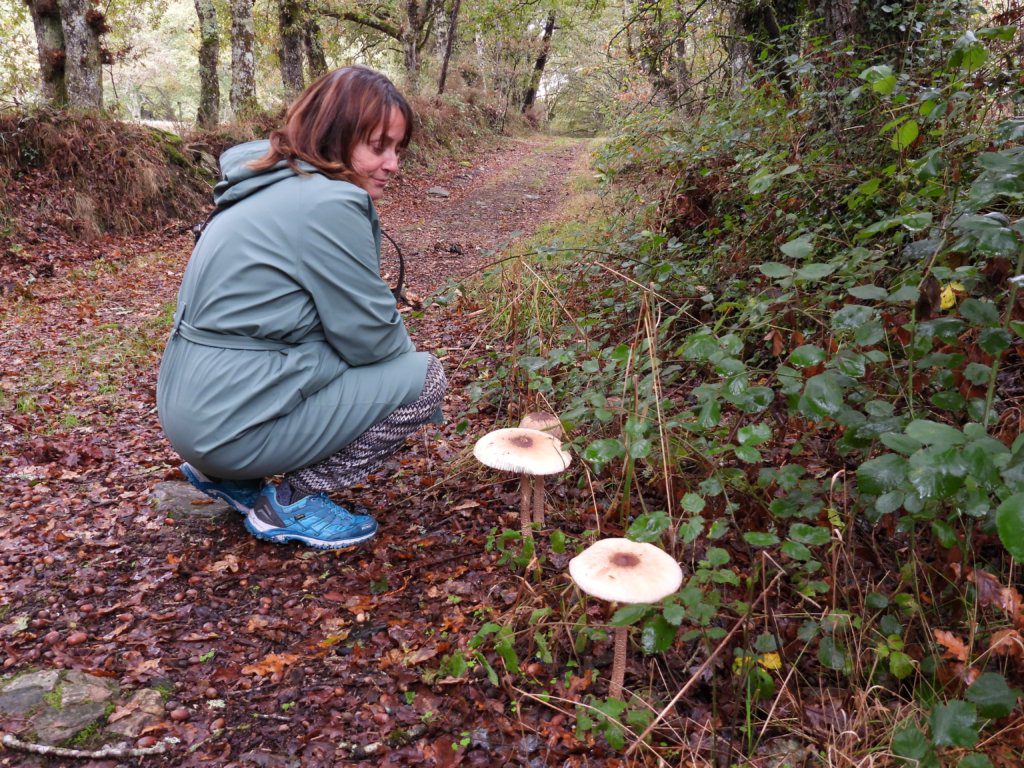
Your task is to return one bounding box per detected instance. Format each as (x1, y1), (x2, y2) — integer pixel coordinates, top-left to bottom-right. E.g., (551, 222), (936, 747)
(0, 135), (623, 767)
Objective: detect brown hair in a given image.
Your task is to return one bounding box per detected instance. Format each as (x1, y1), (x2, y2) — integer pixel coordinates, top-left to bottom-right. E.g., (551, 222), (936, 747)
(249, 66), (413, 181)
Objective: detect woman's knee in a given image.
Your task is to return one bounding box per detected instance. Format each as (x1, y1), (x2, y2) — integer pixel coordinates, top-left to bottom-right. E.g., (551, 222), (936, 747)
(422, 354), (447, 406)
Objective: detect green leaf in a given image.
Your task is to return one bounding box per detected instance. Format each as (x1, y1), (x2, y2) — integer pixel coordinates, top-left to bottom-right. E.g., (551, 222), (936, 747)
(849, 284), (888, 300)
(789, 524), (830, 546)
(743, 531), (780, 547)
(857, 454), (908, 495)
(966, 672), (1021, 719)
(734, 444), (761, 463)
(960, 299), (1000, 327)
(611, 604), (650, 626)
(780, 235), (815, 259)
(889, 651), (915, 679)
(678, 515), (704, 544)
(892, 120), (920, 151)
(759, 262), (793, 278)
(627, 511), (672, 543)
(996, 493), (1024, 560)
(662, 602), (685, 626)
(833, 304), (877, 330)
(781, 540), (812, 560)
(583, 438), (625, 465)
(930, 700), (979, 748)
(905, 420), (965, 449)
(640, 615), (676, 654)
(958, 754), (994, 768)
(818, 636), (847, 671)
(979, 328), (1012, 355)
(891, 723), (933, 764)
(790, 345), (825, 368)
(860, 64), (896, 95)
(550, 529), (566, 554)
(681, 493), (705, 513)
(737, 423), (771, 445)
(801, 374), (844, 419)
(795, 263), (837, 281)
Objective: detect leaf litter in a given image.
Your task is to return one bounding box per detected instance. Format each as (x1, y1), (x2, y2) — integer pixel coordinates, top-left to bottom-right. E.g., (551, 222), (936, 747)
(0, 136), (617, 766)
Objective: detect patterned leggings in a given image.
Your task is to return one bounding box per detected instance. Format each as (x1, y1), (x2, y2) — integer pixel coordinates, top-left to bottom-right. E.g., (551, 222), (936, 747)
(286, 355), (446, 494)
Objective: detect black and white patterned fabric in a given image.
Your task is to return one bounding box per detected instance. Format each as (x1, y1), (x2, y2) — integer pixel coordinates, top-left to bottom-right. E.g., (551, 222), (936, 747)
(287, 355), (446, 493)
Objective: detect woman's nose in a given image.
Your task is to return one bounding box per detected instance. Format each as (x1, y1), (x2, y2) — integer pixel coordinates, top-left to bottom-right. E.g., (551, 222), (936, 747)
(383, 150), (399, 172)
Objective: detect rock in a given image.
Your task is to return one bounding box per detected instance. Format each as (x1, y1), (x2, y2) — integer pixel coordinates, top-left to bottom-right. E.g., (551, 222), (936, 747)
(151, 481), (230, 519)
(523, 194), (540, 200)
(426, 187), (450, 198)
(0, 669), (60, 715)
(30, 670), (118, 746)
(105, 689), (165, 739)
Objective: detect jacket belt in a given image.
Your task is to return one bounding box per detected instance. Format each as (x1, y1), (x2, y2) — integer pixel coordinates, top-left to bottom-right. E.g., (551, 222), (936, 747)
(173, 319), (325, 351)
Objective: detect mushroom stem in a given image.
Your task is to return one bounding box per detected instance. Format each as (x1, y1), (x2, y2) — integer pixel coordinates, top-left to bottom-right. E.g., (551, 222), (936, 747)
(531, 476), (545, 526)
(519, 474), (534, 543)
(609, 624), (628, 699)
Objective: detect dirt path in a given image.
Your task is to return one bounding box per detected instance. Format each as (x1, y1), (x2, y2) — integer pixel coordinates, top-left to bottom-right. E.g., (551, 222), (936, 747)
(0, 135), (608, 767)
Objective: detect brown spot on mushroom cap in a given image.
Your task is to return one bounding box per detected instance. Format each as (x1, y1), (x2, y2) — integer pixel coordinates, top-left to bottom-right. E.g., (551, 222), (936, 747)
(611, 552), (640, 568)
(510, 434), (534, 449)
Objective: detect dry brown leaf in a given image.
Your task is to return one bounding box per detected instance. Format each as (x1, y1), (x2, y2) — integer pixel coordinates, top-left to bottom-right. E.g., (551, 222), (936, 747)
(968, 568), (1024, 621)
(207, 554), (240, 574)
(241, 652), (299, 677)
(933, 628), (970, 662)
(989, 628), (1024, 659)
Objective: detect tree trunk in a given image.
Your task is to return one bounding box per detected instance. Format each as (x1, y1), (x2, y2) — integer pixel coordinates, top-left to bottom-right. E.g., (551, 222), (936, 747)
(436, 0), (460, 95)
(521, 11), (555, 112)
(819, 0), (856, 42)
(402, 0), (424, 91)
(194, 0), (220, 126)
(278, 0), (304, 98)
(58, 0), (103, 109)
(24, 0), (67, 106)
(229, 0), (259, 118)
(303, 17), (327, 80)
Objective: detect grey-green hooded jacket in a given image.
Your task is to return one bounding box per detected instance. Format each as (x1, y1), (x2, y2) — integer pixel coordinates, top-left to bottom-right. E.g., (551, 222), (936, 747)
(156, 140), (431, 479)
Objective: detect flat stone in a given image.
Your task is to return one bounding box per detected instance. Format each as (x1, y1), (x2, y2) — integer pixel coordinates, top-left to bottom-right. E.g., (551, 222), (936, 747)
(61, 670), (119, 707)
(0, 670), (60, 715)
(151, 480), (230, 518)
(105, 688), (164, 739)
(28, 671), (118, 746)
(32, 701), (108, 745)
(426, 186), (450, 198)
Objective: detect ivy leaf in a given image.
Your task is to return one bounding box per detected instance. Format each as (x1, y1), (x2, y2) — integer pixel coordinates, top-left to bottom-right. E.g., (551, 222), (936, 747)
(818, 636), (847, 671)
(965, 672), (1021, 719)
(789, 345), (825, 367)
(930, 700), (978, 748)
(996, 493), (1024, 560)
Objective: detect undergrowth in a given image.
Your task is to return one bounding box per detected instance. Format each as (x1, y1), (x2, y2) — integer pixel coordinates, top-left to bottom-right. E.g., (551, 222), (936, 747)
(458, 4), (1024, 765)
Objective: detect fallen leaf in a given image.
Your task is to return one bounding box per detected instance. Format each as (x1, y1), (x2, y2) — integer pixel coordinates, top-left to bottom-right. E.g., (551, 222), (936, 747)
(933, 628), (969, 662)
(989, 628), (1024, 659)
(241, 652), (299, 677)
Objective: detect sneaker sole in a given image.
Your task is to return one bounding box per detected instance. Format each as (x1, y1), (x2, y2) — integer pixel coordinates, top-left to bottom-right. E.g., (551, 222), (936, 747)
(243, 516), (378, 550)
(180, 463), (253, 515)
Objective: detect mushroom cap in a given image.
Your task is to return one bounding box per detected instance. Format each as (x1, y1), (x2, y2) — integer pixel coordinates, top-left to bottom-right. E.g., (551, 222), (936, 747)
(518, 411), (564, 439)
(568, 538), (682, 604)
(473, 427), (572, 476)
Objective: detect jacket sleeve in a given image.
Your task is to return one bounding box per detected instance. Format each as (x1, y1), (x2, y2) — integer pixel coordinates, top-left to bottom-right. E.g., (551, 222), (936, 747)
(299, 189), (416, 366)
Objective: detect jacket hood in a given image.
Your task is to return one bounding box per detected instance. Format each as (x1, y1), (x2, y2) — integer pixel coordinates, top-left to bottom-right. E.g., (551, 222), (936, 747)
(213, 140), (319, 208)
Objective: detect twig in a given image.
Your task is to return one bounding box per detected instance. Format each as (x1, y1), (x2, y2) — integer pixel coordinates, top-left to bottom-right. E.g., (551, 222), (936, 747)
(625, 569), (784, 755)
(1, 732), (168, 758)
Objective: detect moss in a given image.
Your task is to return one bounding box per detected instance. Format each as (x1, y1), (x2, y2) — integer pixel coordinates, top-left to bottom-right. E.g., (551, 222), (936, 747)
(67, 719), (101, 747)
(42, 684), (63, 710)
(151, 681), (174, 701)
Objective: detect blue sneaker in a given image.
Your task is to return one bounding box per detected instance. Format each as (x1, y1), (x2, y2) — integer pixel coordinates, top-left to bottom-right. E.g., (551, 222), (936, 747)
(180, 462), (265, 515)
(245, 485), (378, 550)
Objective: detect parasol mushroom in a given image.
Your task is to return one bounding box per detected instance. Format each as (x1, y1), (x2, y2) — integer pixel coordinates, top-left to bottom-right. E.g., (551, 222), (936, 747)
(517, 412), (565, 527)
(568, 538), (683, 699)
(474, 427), (571, 545)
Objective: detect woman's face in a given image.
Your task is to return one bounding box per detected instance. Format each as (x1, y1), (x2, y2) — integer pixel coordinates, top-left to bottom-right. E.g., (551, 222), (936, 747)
(350, 110), (406, 201)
